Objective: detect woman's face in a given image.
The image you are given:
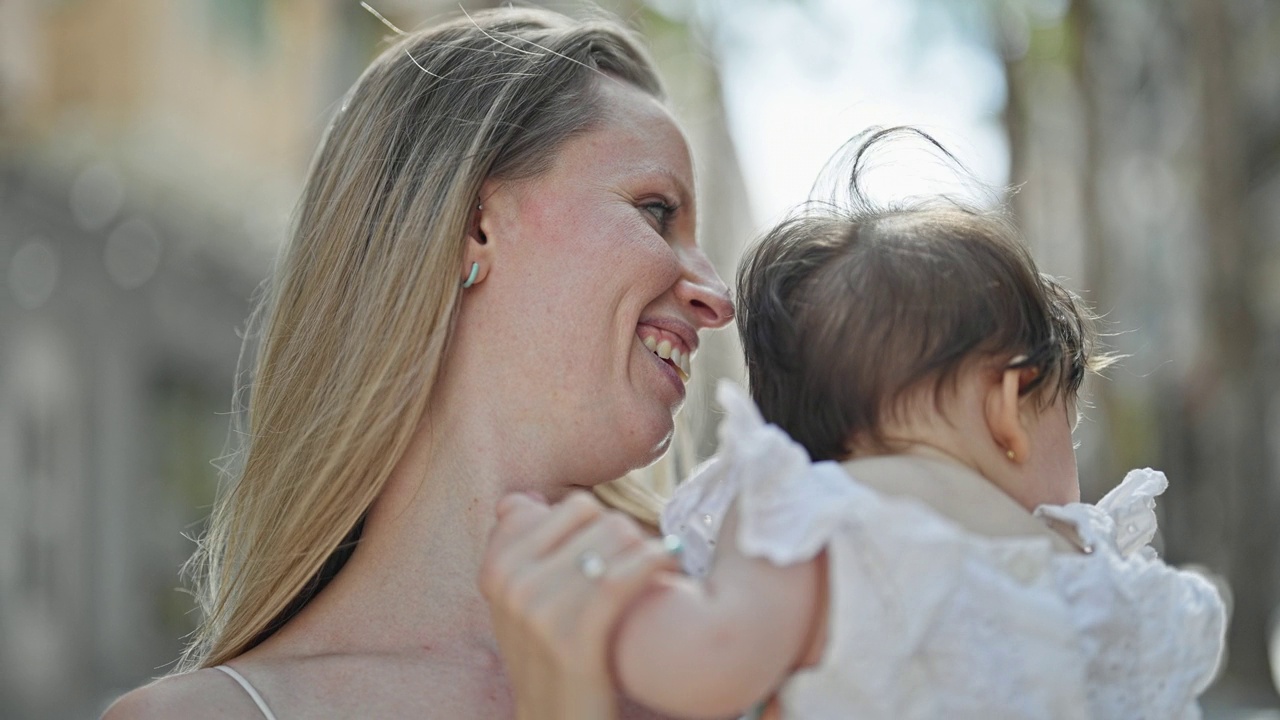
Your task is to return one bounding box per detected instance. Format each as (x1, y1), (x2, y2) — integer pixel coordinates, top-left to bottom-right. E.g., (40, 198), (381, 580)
(471, 79), (733, 483)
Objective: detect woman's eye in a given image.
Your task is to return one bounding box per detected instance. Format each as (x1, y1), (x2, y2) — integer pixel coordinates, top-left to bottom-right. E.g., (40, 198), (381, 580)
(641, 200), (676, 233)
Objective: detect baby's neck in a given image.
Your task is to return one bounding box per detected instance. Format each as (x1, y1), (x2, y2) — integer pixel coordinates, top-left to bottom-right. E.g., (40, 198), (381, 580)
(840, 453), (1080, 554)
(888, 442), (981, 474)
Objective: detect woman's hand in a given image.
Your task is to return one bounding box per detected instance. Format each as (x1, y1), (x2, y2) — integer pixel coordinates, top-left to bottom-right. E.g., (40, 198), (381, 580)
(479, 491), (680, 720)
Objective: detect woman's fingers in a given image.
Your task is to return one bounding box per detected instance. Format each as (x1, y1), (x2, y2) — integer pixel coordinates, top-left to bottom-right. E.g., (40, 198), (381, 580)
(482, 490), (678, 637)
(489, 493), (551, 543)
(480, 492), (685, 720)
(481, 491), (605, 599)
(516, 532), (681, 666)
(495, 491), (546, 519)
(593, 537), (681, 613)
(550, 529), (680, 634)
(553, 510), (647, 575)
(496, 509), (648, 628)
(505, 491), (606, 557)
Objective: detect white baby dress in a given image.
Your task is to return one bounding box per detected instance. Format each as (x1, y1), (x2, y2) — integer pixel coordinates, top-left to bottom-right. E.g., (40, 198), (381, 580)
(660, 382), (1226, 720)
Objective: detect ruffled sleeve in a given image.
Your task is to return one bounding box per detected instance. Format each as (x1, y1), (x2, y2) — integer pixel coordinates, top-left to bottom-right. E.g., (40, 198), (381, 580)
(659, 455), (732, 579)
(1037, 469), (1227, 717)
(718, 381), (858, 565)
(659, 381), (854, 576)
(1035, 468), (1168, 559)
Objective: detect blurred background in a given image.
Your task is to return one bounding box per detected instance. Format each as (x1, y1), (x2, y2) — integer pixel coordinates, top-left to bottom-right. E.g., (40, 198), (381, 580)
(0, 0), (1277, 717)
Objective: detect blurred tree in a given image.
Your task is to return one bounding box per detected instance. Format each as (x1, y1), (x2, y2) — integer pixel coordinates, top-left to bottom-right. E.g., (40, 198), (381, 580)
(998, 0), (1280, 700)
(1175, 0), (1278, 694)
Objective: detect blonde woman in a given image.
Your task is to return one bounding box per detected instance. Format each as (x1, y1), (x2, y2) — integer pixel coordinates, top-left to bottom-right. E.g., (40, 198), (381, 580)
(105, 8), (732, 719)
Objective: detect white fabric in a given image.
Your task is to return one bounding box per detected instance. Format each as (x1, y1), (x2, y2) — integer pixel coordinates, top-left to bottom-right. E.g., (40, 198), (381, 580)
(661, 381), (1226, 720)
(215, 665), (279, 720)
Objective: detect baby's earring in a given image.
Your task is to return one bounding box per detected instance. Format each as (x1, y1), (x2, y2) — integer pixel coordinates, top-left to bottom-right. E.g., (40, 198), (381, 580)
(1006, 449), (1016, 462)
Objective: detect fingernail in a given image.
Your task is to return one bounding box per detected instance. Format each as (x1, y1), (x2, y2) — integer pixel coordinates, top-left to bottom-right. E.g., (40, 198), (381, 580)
(495, 493), (529, 516)
(494, 497), (513, 516)
(661, 534), (684, 556)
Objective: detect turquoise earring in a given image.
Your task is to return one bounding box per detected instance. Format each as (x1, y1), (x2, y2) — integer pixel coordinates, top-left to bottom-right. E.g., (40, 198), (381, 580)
(462, 262), (480, 289)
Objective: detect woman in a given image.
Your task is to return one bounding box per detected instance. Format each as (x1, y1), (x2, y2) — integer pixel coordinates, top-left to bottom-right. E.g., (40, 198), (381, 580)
(106, 7), (732, 718)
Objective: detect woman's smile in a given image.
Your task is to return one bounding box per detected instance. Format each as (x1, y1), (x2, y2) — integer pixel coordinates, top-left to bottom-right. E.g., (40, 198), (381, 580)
(636, 321), (695, 380)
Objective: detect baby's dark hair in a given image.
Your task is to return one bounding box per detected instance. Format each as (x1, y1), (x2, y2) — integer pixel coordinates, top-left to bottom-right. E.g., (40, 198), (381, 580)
(737, 128), (1108, 462)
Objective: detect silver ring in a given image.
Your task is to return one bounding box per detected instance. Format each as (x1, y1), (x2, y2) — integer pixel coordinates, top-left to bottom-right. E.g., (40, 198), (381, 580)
(576, 549), (606, 579)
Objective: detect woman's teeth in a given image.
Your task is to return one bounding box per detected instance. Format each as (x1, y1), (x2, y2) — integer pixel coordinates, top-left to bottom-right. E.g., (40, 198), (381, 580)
(642, 335), (691, 381)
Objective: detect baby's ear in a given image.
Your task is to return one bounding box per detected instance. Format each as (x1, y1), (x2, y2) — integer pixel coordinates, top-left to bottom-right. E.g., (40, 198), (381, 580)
(984, 367), (1033, 464)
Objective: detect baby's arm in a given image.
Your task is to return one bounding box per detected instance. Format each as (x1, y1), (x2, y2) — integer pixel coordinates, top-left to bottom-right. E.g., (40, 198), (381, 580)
(611, 505), (825, 719)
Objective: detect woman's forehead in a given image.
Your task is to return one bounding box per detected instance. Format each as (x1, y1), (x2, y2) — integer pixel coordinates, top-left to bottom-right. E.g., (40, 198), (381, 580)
(585, 79), (695, 187)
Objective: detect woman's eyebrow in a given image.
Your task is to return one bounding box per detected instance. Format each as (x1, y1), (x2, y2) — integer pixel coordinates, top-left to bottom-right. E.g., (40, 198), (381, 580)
(636, 166), (693, 206)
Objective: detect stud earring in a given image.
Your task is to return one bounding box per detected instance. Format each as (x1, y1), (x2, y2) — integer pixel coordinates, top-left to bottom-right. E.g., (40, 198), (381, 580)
(1006, 449), (1016, 461)
(462, 262), (480, 289)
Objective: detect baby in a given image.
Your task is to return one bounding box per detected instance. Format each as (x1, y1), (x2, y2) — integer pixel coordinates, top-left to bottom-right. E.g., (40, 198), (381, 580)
(610, 131), (1226, 719)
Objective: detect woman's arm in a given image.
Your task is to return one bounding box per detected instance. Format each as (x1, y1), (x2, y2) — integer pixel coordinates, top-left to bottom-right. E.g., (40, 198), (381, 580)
(479, 491), (680, 720)
(612, 506), (825, 720)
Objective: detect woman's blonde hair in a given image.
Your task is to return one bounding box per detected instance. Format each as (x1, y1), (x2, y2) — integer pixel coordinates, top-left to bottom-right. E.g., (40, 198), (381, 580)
(180, 7), (665, 671)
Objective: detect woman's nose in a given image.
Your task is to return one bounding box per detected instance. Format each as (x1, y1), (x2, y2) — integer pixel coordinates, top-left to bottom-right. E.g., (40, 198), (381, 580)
(675, 247), (734, 330)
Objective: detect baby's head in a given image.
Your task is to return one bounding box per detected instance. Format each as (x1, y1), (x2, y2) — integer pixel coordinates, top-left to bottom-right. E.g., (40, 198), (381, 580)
(737, 130), (1108, 508)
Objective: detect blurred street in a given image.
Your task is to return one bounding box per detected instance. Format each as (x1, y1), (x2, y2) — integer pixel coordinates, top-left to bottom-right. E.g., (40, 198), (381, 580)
(1, 0), (1277, 717)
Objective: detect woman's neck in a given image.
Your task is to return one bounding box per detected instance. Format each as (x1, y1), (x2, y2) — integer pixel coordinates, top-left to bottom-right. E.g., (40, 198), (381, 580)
(260, 403), (568, 666)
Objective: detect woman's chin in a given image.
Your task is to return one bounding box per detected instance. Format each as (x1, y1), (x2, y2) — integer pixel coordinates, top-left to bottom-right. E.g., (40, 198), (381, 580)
(609, 412), (675, 475)
(647, 426), (675, 460)
(632, 408), (676, 458)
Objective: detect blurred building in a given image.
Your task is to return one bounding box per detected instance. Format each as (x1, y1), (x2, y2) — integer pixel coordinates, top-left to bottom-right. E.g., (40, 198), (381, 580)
(0, 1), (750, 717)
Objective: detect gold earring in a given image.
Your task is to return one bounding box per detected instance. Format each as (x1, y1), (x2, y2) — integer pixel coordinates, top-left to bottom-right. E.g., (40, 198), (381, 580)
(1006, 449), (1016, 461)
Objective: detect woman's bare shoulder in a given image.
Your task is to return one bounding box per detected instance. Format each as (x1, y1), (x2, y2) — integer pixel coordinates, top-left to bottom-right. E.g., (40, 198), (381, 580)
(102, 668), (263, 720)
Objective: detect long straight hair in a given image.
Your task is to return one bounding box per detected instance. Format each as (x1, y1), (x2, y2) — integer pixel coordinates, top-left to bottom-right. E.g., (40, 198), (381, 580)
(179, 8), (665, 671)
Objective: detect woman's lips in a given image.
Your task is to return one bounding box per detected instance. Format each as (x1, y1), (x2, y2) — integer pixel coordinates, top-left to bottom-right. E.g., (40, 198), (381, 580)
(641, 337), (687, 398)
(640, 334), (690, 380)
(635, 323), (694, 380)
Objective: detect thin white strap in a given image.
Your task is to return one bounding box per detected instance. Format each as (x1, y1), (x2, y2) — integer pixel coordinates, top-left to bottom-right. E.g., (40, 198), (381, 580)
(214, 665), (279, 720)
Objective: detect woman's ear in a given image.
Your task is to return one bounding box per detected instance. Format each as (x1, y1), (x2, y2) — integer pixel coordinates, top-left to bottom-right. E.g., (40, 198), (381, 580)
(462, 190), (497, 288)
(985, 367), (1032, 464)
